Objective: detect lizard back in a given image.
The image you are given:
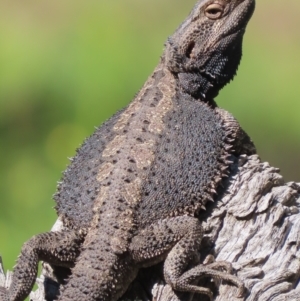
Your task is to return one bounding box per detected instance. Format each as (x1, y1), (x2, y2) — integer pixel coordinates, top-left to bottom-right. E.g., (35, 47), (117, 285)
(54, 66), (232, 233)
(54, 66), (175, 233)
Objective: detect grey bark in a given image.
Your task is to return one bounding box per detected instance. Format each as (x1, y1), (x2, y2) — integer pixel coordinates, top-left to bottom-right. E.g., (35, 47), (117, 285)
(1, 154), (300, 301)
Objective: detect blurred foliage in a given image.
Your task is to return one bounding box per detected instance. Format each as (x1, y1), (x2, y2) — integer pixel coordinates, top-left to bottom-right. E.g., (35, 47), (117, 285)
(0, 0), (299, 276)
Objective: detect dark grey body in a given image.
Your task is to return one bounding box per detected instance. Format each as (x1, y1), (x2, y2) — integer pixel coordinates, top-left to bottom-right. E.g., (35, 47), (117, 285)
(58, 67), (227, 230)
(0, 0), (255, 300)
(55, 67), (232, 300)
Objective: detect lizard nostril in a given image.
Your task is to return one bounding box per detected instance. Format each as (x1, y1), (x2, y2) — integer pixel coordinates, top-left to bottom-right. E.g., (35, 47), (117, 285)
(186, 41), (195, 58)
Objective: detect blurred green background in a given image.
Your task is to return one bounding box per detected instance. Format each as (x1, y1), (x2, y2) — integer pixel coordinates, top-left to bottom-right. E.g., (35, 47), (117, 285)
(0, 0), (299, 275)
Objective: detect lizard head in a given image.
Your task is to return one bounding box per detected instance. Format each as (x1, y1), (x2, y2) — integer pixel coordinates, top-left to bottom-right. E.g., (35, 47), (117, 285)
(164, 0), (255, 101)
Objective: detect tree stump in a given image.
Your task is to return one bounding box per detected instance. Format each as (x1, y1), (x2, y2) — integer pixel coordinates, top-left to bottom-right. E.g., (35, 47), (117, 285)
(1, 154), (300, 301)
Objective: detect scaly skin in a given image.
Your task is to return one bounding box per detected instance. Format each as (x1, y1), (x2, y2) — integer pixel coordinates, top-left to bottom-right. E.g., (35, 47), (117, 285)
(0, 0), (255, 300)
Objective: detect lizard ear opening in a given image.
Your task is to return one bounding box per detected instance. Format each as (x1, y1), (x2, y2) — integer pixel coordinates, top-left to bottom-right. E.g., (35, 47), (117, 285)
(186, 41), (195, 58)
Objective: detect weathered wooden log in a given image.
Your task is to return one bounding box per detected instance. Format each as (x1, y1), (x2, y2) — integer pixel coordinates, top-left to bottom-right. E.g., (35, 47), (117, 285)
(152, 154), (300, 301)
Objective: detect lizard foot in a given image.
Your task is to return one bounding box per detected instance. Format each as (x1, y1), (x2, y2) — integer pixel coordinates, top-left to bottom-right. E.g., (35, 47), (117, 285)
(173, 262), (245, 300)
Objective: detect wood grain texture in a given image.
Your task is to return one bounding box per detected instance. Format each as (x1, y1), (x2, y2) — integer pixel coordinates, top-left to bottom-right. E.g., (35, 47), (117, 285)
(152, 154), (300, 301)
(1, 154), (299, 301)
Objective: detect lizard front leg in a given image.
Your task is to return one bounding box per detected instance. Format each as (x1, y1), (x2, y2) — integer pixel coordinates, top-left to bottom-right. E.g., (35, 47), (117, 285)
(0, 230), (83, 301)
(130, 216), (244, 301)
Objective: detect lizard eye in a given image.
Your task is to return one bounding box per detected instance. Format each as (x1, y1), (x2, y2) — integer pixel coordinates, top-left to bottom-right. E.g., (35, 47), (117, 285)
(205, 3), (224, 19)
